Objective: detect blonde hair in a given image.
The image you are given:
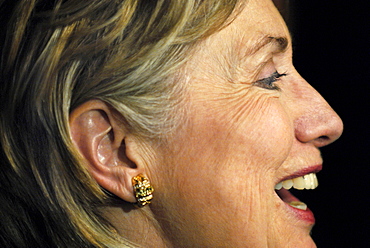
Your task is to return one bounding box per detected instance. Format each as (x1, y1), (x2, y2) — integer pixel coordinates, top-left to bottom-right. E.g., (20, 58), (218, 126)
(0, 0), (240, 247)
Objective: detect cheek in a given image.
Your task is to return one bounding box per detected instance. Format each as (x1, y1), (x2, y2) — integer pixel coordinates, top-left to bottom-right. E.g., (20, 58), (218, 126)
(244, 98), (293, 166)
(219, 93), (293, 172)
(174, 94), (294, 196)
(152, 95), (294, 246)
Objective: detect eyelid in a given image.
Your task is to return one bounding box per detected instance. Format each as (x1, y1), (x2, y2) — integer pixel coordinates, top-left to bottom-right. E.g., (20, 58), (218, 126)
(253, 71), (286, 90)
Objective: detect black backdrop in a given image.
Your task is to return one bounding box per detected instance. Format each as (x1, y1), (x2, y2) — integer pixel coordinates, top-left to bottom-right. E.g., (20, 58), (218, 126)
(289, 1), (369, 247)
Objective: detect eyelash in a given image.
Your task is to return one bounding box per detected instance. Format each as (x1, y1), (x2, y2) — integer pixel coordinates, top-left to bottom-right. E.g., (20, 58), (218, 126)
(254, 71), (287, 90)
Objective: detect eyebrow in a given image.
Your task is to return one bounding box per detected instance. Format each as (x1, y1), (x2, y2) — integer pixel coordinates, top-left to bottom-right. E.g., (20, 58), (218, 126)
(249, 35), (289, 55)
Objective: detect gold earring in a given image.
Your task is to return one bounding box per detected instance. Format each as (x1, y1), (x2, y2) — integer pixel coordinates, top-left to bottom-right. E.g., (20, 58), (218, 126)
(132, 174), (154, 207)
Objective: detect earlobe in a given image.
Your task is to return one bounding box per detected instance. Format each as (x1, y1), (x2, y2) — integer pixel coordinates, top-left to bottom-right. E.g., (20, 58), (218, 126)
(69, 100), (140, 203)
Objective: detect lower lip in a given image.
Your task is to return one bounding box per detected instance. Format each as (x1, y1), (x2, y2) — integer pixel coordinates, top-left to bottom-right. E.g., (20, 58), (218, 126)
(285, 203), (315, 224)
(277, 189), (315, 224)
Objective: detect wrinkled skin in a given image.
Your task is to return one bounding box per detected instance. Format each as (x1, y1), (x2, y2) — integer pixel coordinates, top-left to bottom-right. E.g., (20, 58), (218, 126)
(150, 0), (343, 247)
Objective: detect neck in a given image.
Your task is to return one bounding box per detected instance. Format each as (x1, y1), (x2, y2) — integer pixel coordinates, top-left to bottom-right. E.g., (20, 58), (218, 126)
(102, 204), (169, 247)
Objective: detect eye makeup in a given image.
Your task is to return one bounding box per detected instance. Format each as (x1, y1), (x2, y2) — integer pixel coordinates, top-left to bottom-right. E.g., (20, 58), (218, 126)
(253, 71), (286, 90)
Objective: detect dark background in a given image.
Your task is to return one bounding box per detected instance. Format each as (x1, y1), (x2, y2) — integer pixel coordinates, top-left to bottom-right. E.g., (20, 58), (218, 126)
(286, 1), (369, 247)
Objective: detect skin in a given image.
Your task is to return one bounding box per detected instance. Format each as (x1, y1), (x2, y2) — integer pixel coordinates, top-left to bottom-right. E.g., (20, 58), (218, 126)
(71, 0), (343, 247)
(149, 0), (343, 247)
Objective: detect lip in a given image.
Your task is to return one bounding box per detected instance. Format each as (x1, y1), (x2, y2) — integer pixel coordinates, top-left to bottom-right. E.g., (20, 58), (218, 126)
(277, 164), (322, 183)
(277, 188), (315, 224)
(275, 164), (322, 225)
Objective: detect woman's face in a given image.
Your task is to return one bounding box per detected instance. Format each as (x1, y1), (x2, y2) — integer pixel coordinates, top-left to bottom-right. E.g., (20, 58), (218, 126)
(151, 0), (343, 247)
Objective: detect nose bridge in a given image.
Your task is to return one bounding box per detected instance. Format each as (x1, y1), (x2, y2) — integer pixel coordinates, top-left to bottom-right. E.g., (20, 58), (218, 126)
(292, 77), (343, 147)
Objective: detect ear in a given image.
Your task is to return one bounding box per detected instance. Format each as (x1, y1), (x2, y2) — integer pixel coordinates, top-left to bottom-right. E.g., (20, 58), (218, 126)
(69, 100), (143, 203)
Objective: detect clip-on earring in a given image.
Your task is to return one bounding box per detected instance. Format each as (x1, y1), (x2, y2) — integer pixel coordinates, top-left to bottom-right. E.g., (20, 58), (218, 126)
(132, 174), (154, 207)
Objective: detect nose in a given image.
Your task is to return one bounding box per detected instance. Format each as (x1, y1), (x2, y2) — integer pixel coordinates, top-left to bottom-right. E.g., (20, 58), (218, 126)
(293, 78), (343, 148)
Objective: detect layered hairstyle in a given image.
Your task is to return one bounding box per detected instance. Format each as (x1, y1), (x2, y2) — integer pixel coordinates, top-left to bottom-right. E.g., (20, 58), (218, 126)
(0, 0), (240, 247)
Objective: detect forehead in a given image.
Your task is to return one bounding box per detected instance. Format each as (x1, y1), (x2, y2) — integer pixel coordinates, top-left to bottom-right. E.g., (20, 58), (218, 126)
(211, 0), (290, 54)
(186, 0), (291, 81)
(229, 0), (290, 44)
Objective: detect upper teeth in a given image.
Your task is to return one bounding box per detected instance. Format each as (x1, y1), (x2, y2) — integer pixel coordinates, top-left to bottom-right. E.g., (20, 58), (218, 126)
(274, 173), (318, 190)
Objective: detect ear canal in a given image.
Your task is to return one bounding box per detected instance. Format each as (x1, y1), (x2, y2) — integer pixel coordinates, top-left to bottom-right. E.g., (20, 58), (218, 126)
(116, 139), (137, 169)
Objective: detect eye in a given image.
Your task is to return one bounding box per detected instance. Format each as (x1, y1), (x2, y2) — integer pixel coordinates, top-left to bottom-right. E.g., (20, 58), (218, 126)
(253, 71), (286, 90)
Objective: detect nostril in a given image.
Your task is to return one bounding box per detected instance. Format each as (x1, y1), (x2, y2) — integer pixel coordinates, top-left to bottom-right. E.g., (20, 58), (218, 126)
(314, 135), (331, 147)
(318, 136), (329, 141)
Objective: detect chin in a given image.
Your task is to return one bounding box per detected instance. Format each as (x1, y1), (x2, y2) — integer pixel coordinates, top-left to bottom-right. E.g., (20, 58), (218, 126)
(267, 220), (317, 248)
(284, 235), (317, 248)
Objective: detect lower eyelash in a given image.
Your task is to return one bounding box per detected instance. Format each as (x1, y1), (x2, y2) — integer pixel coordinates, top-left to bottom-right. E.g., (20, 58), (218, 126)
(254, 71), (286, 90)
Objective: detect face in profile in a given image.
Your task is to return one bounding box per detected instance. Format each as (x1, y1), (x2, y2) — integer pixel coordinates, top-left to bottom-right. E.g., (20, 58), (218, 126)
(149, 0), (343, 247)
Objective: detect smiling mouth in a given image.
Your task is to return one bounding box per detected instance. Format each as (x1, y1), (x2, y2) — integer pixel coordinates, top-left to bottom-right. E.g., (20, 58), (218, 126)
(274, 173), (318, 211)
